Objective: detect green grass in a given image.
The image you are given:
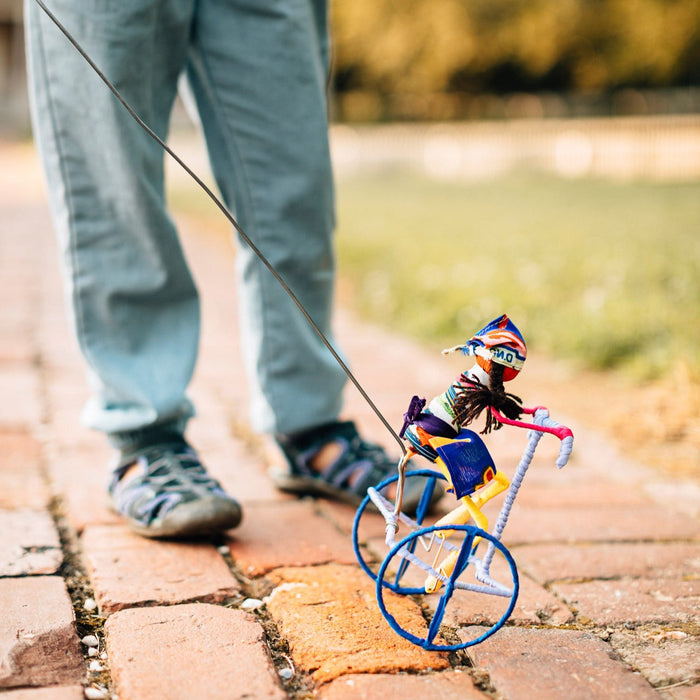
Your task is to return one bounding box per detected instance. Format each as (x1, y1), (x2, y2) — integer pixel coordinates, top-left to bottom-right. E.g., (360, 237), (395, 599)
(335, 172), (700, 379)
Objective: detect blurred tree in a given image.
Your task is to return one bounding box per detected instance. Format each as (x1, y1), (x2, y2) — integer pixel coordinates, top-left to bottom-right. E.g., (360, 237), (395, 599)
(569, 0), (700, 89)
(331, 0), (700, 117)
(332, 0), (477, 94)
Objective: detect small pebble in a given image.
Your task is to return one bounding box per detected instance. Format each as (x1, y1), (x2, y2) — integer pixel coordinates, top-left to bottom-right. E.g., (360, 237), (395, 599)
(646, 630), (689, 642)
(278, 668), (294, 680)
(81, 635), (99, 648)
(88, 660), (103, 672)
(240, 598), (264, 611)
(87, 647), (98, 657)
(216, 544), (229, 555)
(84, 598), (98, 612)
(84, 687), (107, 700)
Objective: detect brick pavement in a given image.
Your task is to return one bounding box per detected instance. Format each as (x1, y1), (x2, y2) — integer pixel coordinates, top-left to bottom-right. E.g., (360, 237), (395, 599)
(0, 142), (698, 699)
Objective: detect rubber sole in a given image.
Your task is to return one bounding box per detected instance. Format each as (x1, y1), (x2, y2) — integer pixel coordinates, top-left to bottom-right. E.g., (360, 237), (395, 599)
(272, 469), (445, 514)
(112, 496), (243, 540)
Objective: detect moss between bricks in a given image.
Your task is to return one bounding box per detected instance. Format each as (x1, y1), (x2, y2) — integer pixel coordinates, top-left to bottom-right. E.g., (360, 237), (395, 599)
(217, 540), (317, 699)
(49, 496), (114, 699)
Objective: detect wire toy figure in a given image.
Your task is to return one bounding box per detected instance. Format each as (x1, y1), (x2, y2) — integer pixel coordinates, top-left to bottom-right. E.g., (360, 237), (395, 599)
(353, 315), (574, 650)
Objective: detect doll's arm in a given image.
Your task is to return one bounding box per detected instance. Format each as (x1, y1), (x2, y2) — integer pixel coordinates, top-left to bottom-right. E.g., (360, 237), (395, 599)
(489, 406), (572, 440)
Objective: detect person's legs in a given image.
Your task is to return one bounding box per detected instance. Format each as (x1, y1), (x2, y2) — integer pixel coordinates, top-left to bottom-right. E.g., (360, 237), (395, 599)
(184, 0), (442, 510)
(186, 0), (345, 436)
(25, 0), (199, 445)
(25, 0), (241, 536)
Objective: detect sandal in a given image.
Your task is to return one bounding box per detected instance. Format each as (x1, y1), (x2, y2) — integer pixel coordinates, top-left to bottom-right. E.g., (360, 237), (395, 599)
(108, 433), (242, 539)
(273, 420), (443, 512)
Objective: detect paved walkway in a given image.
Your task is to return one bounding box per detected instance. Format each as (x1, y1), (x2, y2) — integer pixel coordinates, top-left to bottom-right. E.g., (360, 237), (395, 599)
(1, 141), (698, 700)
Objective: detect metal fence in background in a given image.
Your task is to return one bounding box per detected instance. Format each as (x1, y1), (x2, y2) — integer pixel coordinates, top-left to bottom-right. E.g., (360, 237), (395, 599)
(330, 115), (700, 182)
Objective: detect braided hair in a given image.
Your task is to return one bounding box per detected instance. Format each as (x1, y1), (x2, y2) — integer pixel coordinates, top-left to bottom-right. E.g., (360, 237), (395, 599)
(453, 362), (523, 434)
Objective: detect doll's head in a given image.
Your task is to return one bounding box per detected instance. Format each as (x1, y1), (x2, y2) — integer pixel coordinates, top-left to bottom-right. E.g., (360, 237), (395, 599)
(453, 314), (527, 433)
(465, 314), (527, 382)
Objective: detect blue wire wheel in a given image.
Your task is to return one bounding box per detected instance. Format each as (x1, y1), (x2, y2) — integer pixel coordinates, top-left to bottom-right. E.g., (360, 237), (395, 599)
(375, 524), (519, 651)
(352, 469), (446, 594)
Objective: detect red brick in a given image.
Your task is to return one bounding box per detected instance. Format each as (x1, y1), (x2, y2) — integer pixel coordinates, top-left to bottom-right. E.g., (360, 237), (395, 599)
(502, 503), (699, 545)
(645, 479), (700, 520)
(264, 564), (449, 684)
(438, 570), (573, 629)
(515, 481), (653, 508)
(81, 524), (240, 614)
(668, 686), (700, 700)
(0, 431), (49, 509)
(0, 687), (84, 700)
(226, 500), (356, 576)
(0, 509), (62, 576)
(466, 627), (659, 700)
(37, 365), (89, 441)
(37, 316), (80, 368)
(317, 670), (490, 700)
(0, 144), (45, 205)
(0, 330), (34, 364)
(551, 577), (700, 625)
(0, 278), (37, 309)
(105, 603), (285, 700)
(42, 366), (90, 427)
(0, 577), (83, 688)
(609, 629), (700, 687)
(0, 366), (42, 428)
(319, 499), (396, 540)
(43, 441), (120, 533)
(515, 542), (700, 584)
(186, 422), (287, 505)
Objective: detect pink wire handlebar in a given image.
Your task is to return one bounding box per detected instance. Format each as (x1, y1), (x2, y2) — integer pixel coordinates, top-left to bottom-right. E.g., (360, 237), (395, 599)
(489, 406), (573, 441)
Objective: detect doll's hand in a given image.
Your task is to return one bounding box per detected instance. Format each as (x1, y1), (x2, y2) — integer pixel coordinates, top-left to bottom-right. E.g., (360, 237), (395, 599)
(441, 345), (464, 355)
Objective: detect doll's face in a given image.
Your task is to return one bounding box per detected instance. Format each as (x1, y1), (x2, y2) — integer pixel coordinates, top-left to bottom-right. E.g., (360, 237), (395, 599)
(475, 354), (521, 382)
(501, 366), (521, 382)
(468, 314), (527, 381)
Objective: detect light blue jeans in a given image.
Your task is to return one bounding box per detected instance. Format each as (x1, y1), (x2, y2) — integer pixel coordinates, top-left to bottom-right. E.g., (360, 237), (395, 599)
(24, 0), (346, 446)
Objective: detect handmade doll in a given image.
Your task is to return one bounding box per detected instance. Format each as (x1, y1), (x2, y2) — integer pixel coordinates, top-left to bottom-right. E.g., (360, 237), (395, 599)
(399, 314), (528, 591)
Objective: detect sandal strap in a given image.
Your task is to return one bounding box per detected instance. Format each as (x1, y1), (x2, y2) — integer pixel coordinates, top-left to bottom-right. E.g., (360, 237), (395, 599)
(276, 421), (397, 499)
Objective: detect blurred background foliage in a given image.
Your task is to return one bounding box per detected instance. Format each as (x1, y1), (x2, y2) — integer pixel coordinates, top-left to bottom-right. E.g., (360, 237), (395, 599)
(322, 0), (700, 381)
(334, 172), (699, 380)
(330, 0), (700, 120)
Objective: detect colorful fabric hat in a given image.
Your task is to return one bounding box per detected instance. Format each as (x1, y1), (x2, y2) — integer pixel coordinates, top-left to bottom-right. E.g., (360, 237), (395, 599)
(461, 314), (527, 379)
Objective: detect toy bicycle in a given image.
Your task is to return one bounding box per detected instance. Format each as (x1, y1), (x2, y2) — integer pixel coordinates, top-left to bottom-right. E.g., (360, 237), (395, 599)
(352, 315), (574, 651)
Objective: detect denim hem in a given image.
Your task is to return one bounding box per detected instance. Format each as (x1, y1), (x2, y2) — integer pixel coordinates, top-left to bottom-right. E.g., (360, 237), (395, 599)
(107, 420), (188, 454)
